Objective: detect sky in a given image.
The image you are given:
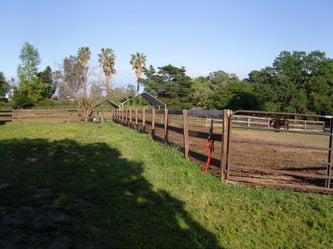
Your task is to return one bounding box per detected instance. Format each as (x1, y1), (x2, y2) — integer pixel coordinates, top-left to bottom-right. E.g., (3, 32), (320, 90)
(1, 0), (333, 87)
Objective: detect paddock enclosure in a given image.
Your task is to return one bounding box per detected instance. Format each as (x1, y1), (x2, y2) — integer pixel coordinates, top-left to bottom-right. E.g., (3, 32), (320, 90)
(113, 108), (333, 194)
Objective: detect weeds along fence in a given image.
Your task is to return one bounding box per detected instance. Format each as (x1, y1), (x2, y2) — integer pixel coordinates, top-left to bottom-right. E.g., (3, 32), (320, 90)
(113, 108), (333, 194)
(113, 108), (230, 180)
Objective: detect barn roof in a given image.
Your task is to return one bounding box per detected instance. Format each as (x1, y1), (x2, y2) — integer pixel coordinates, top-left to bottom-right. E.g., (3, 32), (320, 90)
(120, 92), (166, 109)
(105, 99), (120, 109)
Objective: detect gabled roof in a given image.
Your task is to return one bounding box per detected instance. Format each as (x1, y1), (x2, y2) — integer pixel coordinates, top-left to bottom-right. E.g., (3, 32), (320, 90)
(120, 92), (166, 109)
(105, 99), (120, 109)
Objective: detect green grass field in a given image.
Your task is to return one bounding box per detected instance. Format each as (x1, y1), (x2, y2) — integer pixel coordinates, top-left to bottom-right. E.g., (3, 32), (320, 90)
(0, 122), (332, 249)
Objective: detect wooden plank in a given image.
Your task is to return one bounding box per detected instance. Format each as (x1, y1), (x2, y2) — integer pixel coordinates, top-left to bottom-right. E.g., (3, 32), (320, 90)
(155, 122), (164, 129)
(167, 125), (184, 134)
(135, 109), (138, 127)
(326, 118), (333, 188)
(231, 165), (329, 180)
(129, 108), (132, 125)
(142, 108), (146, 132)
(188, 130), (222, 141)
(164, 109), (169, 142)
(100, 110), (104, 123)
(151, 109), (155, 136)
(168, 109), (183, 115)
(183, 110), (189, 159)
(226, 110), (233, 181)
(221, 110), (229, 181)
(0, 113), (12, 117)
(232, 138), (330, 152)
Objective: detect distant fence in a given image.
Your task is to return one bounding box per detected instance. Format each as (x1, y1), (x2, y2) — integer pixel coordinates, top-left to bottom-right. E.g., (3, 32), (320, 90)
(232, 115), (326, 132)
(199, 115), (326, 133)
(0, 109), (113, 123)
(0, 109), (12, 123)
(113, 108), (333, 194)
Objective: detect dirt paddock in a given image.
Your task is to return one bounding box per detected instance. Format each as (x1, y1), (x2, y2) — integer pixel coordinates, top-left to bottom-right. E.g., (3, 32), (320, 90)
(151, 122), (331, 193)
(115, 109), (332, 193)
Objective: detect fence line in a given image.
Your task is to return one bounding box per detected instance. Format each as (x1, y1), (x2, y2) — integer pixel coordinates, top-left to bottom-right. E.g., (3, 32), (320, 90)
(113, 108), (333, 194)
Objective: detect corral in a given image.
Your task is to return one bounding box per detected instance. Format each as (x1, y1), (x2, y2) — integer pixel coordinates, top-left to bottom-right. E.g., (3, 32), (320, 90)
(113, 108), (333, 194)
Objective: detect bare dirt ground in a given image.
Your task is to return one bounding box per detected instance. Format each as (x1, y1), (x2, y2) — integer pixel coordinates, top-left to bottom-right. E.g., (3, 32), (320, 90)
(150, 121), (331, 192)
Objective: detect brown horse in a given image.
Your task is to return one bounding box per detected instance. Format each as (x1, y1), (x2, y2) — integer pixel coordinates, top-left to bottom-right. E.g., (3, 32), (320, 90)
(269, 118), (289, 130)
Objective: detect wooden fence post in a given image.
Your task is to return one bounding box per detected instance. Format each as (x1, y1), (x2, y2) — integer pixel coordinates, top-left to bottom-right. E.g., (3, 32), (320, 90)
(221, 109), (230, 181)
(164, 109), (169, 142)
(135, 109), (138, 128)
(142, 108), (146, 132)
(151, 109), (155, 137)
(226, 110), (233, 180)
(129, 108), (132, 126)
(183, 110), (189, 160)
(100, 110), (104, 123)
(326, 118), (333, 188)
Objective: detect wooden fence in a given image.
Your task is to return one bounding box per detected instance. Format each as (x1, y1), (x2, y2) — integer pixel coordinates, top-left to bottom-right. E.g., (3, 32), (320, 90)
(232, 115), (326, 132)
(113, 108), (232, 181)
(113, 108), (333, 194)
(0, 110), (12, 123)
(0, 109), (113, 123)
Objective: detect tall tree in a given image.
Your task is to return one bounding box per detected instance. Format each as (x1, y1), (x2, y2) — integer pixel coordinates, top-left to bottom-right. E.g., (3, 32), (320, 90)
(130, 52), (146, 92)
(17, 42), (40, 82)
(56, 55), (83, 99)
(77, 47), (91, 101)
(98, 48), (116, 94)
(37, 66), (56, 98)
(0, 72), (9, 98)
(248, 50), (333, 114)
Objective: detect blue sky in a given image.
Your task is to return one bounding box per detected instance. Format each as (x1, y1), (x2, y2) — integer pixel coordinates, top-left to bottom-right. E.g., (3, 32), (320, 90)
(1, 0), (333, 86)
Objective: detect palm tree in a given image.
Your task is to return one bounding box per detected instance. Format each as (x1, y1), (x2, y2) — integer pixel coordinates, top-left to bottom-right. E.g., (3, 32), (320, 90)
(98, 48), (116, 95)
(77, 47), (91, 98)
(130, 52), (146, 93)
(77, 47), (91, 122)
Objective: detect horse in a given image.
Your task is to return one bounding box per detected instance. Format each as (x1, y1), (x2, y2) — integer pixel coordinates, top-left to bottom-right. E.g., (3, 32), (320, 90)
(269, 118), (289, 131)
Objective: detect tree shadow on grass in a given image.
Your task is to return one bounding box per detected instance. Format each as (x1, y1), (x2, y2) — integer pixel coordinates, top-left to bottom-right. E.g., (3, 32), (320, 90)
(0, 138), (223, 249)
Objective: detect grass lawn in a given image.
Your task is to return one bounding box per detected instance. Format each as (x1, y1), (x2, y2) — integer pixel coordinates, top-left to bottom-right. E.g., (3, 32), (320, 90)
(0, 122), (332, 249)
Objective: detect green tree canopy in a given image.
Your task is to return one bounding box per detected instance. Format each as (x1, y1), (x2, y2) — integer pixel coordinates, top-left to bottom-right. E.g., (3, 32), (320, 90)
(17, 42), (41, 82)
(248, 50), (333, 114)
(37, 66), (56, 98)
(140, 64), (193, 109)
(0, 72), (10, 98)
